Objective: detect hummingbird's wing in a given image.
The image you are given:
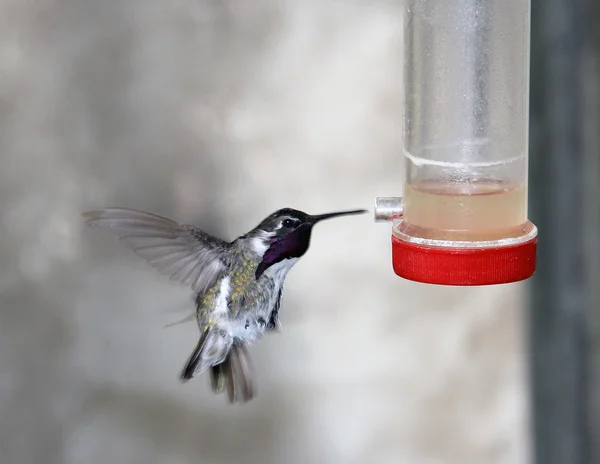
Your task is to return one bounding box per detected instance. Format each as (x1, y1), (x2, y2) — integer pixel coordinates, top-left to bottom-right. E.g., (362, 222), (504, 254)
(83, 208), (229, 294)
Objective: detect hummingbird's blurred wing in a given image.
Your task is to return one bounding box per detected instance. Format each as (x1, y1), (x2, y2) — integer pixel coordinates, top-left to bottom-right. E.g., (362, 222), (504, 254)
(83, 208), (229, 294)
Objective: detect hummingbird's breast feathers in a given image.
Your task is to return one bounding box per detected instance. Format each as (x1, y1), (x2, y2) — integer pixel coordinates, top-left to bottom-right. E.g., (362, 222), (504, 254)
(228, 249), (260, 299)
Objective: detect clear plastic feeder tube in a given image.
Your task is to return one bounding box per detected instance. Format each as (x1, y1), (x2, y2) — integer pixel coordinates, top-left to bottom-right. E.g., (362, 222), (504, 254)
(378, 0), (537, 285)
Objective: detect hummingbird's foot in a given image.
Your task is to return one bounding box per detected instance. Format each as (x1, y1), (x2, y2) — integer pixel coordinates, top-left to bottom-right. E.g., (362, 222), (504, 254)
(243, 317), (267, 334)
(257, 317), (267, 330)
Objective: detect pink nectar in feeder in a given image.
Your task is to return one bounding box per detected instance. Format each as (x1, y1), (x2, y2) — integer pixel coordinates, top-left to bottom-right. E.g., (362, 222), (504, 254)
(400, 181), (529, 242)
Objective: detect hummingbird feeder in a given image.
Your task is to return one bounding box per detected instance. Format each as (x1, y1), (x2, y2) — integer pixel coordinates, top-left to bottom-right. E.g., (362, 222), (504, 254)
(375, 0), (537, 286)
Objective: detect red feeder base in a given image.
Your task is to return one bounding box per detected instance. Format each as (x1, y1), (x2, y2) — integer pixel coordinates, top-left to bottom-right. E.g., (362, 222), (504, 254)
(391, 235), (537, 286)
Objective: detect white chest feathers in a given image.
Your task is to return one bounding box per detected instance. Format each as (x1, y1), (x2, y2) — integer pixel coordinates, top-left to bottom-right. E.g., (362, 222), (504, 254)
(213, 276), (231, 317)
(264, 258), (298, 281)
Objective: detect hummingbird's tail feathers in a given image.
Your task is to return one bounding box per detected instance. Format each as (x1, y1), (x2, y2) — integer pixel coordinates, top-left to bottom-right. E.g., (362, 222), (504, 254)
(228, 343), (255, 402)
(209, 362), (227, 394)
(210, 343), (255, 403)
(180, 329), (232, 382)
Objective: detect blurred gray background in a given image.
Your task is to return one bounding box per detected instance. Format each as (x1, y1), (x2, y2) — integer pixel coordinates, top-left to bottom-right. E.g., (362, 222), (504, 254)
(0, 1), (533, 463)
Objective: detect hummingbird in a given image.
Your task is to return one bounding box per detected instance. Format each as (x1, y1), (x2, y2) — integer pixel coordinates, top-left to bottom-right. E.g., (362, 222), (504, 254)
(83, 206), (367, 403)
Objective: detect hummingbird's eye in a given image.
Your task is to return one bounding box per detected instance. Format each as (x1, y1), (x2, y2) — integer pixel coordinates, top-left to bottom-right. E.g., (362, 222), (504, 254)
(282, 218), (295, 228)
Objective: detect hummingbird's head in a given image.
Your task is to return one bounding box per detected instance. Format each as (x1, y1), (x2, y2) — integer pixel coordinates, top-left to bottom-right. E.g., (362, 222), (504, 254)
(249, 207), (367, 278)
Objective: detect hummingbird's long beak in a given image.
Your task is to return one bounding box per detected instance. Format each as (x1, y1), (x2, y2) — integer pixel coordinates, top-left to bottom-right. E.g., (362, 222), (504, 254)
(309, 209), (368, 224)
